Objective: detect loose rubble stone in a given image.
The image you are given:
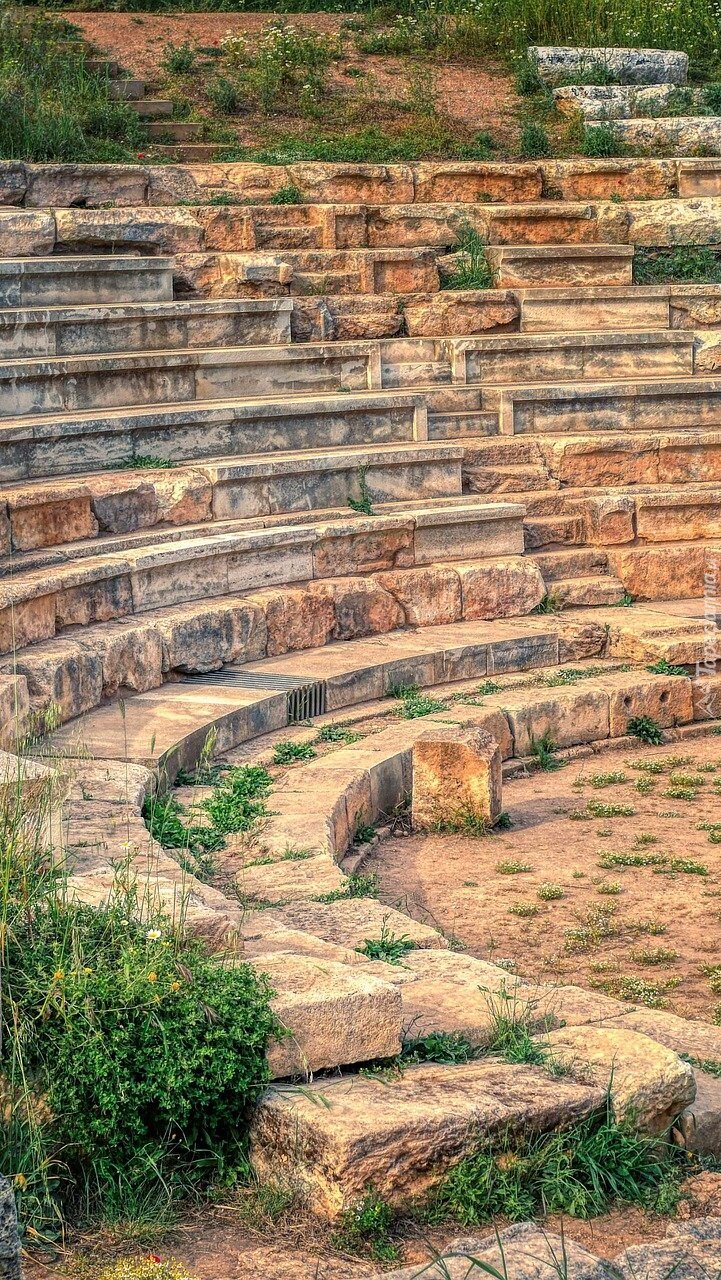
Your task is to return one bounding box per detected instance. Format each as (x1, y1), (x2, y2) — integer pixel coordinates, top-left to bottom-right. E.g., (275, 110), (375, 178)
(0, 1176), (21, 1280)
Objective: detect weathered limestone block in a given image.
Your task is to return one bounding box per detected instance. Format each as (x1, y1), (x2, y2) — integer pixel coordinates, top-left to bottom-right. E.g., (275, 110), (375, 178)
(602, 1008), (721, 1062)
(0, 674), (29, 751)
(76, 618), (164, 696)
(615, 1238), (721, 1278)
(412, 726), (501, 831)
(553, 83), (678, 120)
(375, 566), (462, 626)
(0, 596), (56, 655)
(0, 1176), (21, 1280)
(147, 163), (292, 206)
(272, 898), (445, 951)
(403, 289), (520, 337)
(586, 494), (635, 545)
(0, 209), (54, 255)
(54, 208), (204, 255)
(607, 544), (707, 599)
(247, 586), (333, 657)
(385, 1222), (616, 1279)
(26, 163), (148, 208)
(250, 1060), (604, 1216)
(6, 639), (103, 722)
(676, 1069), (721, 1157)
(692, 673), (721, 721)
(541, 158), (676, 201)
(194, 206), (255, 251)
(288, 162), (414, 205)
(413, 162), (542, 204)
(603, 117), (721, 157)
(157, 597), (267, 672)
(8, 490), (98, 551)
(313, 518), (415, 578)
(543, 1026), (695, 1134)
(458, 557), (545, 620)
(55, 573), (133, 629)
(308, 577), (403, 640)
(291, 294), (403, 342)
(599, 196), (721, 247)
(529, 46), (688, 85)
(0, 748), (66, 850)
(0, 161), (27, 206)
(396, 952), (538, 1046)
(594, 670), (693, 736)
(540, 437), (660, 488)
(488, 685), (610, 756)
(259, 952), (402, 1078)
(89, 470), (212, 533)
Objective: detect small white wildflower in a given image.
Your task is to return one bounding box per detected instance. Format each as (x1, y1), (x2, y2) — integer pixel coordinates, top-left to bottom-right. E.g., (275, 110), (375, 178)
(146, 928), (163, 941)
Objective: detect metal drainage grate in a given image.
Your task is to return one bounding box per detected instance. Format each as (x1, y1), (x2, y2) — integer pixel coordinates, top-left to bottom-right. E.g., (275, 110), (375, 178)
(184, 668), (326, 723)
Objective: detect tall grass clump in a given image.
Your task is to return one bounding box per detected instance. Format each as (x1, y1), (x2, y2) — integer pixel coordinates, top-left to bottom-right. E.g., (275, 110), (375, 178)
(0, 8), (148, 161)
(1, 757), (278, 1246)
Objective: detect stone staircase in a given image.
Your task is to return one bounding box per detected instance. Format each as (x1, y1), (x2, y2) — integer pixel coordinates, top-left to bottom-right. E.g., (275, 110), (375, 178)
(536, 42), (721, 155)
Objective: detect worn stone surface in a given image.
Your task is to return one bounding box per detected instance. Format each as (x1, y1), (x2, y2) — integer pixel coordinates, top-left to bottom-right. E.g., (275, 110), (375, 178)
(384, 1222), (616, 1279)
(0, 1176), (21, 1280)
(676, 1068), (721, 1157)
(271, 899), (446, 951)
(529, 45), (689, 85)
(412, 726), (502, 831)
(258, 952), (402, 1078)
(543, 1025), (695, 1133)
(250, 1060), (604, 1215)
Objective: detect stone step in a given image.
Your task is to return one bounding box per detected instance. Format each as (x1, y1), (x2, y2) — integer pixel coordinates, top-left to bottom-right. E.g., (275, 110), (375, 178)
(519, 284), (719, 335)
(0, 256), (174, 308)
(553, 82), (680, 121)
(502, 375), (721, 435)
(0, 389), (428, 482)
(85, 58), (120, 77)
(549, 573), (627, 607)
(127, 98), (173, 119)
(145, 121), (204, 142)
(148, 144), (226, 162)
(108, 79), (146, 101)
(0, 504), (526, 655)
(421, 385), (483, 413)
(487, 244), (634, 288)
(249, 1060), (604, 1216)
(593, 115), (721, 156)
(529, 45), (689, 85)
(461, 329), (694, 385)
(428, 410), (499, 439)
(464, 462), (557, 494)
(0, 298), (293, 357)
(382, 360), (453, 389)
(0, 442), (467, 562)
(534, 546), (611, 580)
(11, 158), (721, 210)
(524, 513), (587, 549)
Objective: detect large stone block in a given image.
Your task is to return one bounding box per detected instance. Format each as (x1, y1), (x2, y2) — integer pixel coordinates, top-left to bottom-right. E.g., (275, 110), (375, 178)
(313, 518), (414, 577)
(248, 586), (333, 657)
(543, 1026), (695, 1134)
(676, 1069), (721, 1157)
(273, 898), (445, 951)
(288, 162), (414, 205)
(250, 1060), (604, 1216)
(412, 726), (502, 831)
(0, 209), (54, 255)
(413, 162), (542, 204)
(157, 597), (267, 672)
(491, 685), (610, 756)
(9, 639), (103, 722)
(308, 577), (403, 640)
(258, 952), (402, 1078)
(458, 557), (545, 620)
(607, 544), (707, 600)
(529, 45), (688, 85)
(54, 207), (204, 255)
(376, 566), (462, 626)
(78, 618), (164, 696)
(594, 671), (693, 736)
(26, 163), (148, 208)
(403, 289), (520, 337)
(385, 1222), (616, 1279)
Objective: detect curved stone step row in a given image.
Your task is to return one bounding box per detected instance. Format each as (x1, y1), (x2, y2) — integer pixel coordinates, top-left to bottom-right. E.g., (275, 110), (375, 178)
(9, 197), (721, 261)
(0, 330), (698, 425)
(7, 157), (721, 208)
(0, 502), (529, 655)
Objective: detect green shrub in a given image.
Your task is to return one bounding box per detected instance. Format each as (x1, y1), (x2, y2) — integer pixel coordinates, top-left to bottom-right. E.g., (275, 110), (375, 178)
(3, 821), (277, 1240)
(519, 121), (551, 158)
(331, 1187), (399, 1261)
(401, 1031), (479, 1064)
(207, 75), (243, 114)
(514, 55), (544, 96)
(269, 183), (302, 204)
(627, 716), (664, 745)
(202, 764), (273, 833)
(582, 124), (623, 157)
(161, 41), (197, 73)
(703, 82), (721, 112)
(357, 925), (415, 964)
(443, 220), (494, 290)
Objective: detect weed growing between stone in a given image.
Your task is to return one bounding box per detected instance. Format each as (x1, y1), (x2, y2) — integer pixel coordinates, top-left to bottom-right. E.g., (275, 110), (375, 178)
(529, 732), (561, 771)
(348, 463), (375, 516)
(390, 683), (448, 719)
(356, 925), (417, 964)
(272, 739), (317, 764)
(425, 1105), (685, 1226)
(634, 246), (721, 285)
(331, 1187), (400, 1262)
(1, 767), (278, 1244)
(443, 223), (494, 291)
(143, 764), (274, 879)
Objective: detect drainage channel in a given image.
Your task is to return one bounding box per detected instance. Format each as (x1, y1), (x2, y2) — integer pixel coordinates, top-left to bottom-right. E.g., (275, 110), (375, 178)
(184, 668), (327, 722)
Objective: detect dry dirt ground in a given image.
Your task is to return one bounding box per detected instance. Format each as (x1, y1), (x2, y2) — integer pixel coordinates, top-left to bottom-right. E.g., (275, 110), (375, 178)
(367, 734), (721, 1024)
(65, 11), (523, 149)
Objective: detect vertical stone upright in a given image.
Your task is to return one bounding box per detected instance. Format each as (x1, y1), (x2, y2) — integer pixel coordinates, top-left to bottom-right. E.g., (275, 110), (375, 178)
(0, 1177), (21, 1280)
(411, 726), (502, 830)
